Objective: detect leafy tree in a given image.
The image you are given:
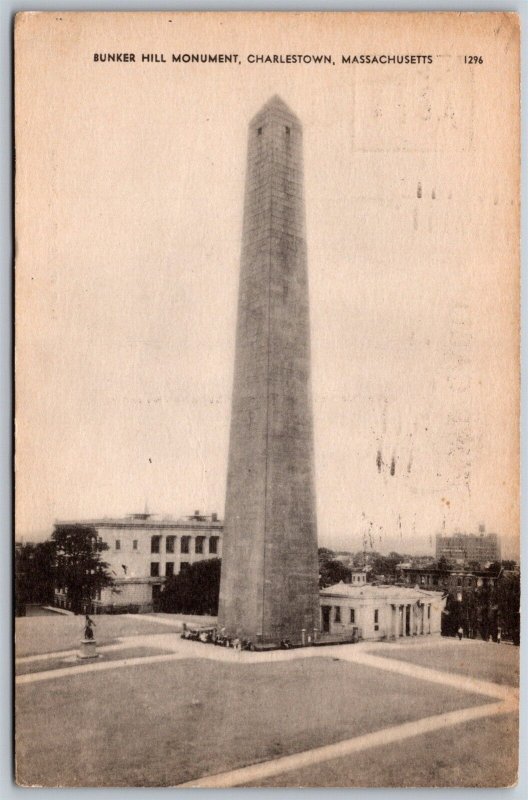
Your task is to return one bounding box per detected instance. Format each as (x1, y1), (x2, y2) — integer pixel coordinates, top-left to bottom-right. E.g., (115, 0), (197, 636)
(15, 541), (56, 615)
(442, 593), (462, 637)
(160, 558), (221, 615)
(52, 526), (114, 614)
(370, 552), (404, 579)
(318, 548), (351, 588)
(495, 572), (520, 645)
(441, 573), (520, 644)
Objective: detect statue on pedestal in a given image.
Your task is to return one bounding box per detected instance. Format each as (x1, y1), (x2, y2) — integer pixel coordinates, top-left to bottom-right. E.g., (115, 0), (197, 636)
(78, 613), (98, 660)
(84, 614), (96, 640)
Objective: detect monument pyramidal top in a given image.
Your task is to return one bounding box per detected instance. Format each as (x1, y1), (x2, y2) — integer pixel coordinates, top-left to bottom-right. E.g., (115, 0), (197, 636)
(249, 94), (301, 125)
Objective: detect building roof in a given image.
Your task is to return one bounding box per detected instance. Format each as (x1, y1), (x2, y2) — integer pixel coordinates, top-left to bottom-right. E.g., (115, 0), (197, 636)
(54, 512), (223, 531)
(320, 582), (445, 602)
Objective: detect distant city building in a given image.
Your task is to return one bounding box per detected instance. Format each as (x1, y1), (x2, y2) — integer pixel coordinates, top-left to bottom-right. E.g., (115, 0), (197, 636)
(319, 583), (445, 641)
(53, 511), (222, 612)
(397, 564), (500, 601)
(435, 525), (500, 565)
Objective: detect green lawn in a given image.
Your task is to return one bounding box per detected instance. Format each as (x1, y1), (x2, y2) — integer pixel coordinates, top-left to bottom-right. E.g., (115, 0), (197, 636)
(16, 656), (491, 787)
(246, 711), (518, 787)
(15, 614), (183, 657)
(16, 646), (174, 676)
(375, 639), (519, 687)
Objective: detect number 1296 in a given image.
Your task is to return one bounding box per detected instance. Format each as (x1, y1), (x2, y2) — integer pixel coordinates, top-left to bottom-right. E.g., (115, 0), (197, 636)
(465, 55), (483, 64)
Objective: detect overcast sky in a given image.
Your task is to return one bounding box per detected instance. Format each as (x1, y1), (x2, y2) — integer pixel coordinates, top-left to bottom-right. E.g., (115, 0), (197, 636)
(16, 13), (519, 557)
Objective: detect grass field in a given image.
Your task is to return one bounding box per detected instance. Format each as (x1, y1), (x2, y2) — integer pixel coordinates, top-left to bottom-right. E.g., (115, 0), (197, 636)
(376, 639), (519, 687)
(16, 646), (174, 676)
(245, 712), (519, 788)
(16, 655), (491, 787)
(15, 614), (183, 657)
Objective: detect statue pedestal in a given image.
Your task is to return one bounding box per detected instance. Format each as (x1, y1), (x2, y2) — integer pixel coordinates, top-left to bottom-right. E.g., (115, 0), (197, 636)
(77, 639), (98, 660)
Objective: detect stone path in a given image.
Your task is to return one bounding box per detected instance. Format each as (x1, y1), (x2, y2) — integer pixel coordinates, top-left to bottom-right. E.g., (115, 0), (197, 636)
(15, 631), (518, 786)
(177, 699), (514, 788)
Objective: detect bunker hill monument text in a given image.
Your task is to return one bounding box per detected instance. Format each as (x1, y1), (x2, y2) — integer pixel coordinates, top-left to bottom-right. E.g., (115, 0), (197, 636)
(218, 96), (320, 647)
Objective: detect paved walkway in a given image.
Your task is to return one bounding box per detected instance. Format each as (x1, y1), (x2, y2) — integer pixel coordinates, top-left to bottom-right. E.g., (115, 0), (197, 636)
(177, 699), (514, 788)
(15, 631), (518, 786)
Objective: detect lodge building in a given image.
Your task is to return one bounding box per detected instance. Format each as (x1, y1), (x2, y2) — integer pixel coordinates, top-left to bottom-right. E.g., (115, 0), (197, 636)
(319, 583), (446, 642)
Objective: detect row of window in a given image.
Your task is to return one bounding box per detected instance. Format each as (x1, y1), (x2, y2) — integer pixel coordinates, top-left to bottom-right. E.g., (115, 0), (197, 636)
(257, 125), (290, 136)
(150, 561), (190, 577)
(114, 535), (219, 555)
(333, 607), (358, 624)
(331, 607), (382, 631)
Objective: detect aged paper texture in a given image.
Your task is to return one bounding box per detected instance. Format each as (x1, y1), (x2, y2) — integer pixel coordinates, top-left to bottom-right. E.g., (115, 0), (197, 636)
(15, 11), (519, 788)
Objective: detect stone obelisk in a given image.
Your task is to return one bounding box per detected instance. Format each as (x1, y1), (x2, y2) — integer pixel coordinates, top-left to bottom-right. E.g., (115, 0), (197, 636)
(218, 96), (320, 648)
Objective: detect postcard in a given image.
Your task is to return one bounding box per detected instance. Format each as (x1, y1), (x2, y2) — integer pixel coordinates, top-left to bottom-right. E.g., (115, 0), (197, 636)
(14, 11), (519, 787)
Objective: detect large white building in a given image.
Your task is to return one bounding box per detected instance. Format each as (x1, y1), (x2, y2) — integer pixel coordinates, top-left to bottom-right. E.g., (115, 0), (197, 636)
(319, 583), (446, 642)
(54, 511), (223, 612)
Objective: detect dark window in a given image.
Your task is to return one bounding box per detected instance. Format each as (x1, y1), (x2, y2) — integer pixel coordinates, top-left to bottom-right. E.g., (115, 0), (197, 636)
(285, 126), (290, 135)
(181, 536), (190, 554)
(151, 536), (161, 554)
(335, 606), (341, 623)
(150, 562), (159, 577)
(350, 608), (355, 624)
(180, 562), (189, 573)
(195, 536), (205, 554)
(374, 609), (379, 630)
(166, 562), (174, 578)
(166, 536), (175, 554)
(427, 605), (431, 619)
(257, 127), (262, 135)
(132, 540), (138, 550)
(209, 536), (219, 554)
(115, 540), (121, 550)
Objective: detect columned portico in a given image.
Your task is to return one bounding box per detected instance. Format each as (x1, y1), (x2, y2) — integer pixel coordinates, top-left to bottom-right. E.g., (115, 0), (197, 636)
(319, 584), (446, 641)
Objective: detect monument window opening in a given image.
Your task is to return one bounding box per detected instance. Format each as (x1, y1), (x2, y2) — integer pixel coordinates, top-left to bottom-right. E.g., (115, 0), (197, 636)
(257, 127), (262, 135)
(132, 539), (138, 550)
(150, 562), (160, 577)
(427, 605), (431, 619)
(181, 536), (190, 554)
(350, 608), (355, 624)
(166, 536), (175, 553)
(195, 536), (205, 554)
(334, 606), (341, 623)
(115, 539), (121, 550)
(166, 562), (174, 577)
(151, 535), (161, 554)
(374, 608), (379, 631)
(285, 126), (290, 135)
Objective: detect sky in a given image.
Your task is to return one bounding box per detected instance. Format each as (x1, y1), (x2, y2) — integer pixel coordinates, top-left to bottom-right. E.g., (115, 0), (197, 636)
(15, 12), (519, 558)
